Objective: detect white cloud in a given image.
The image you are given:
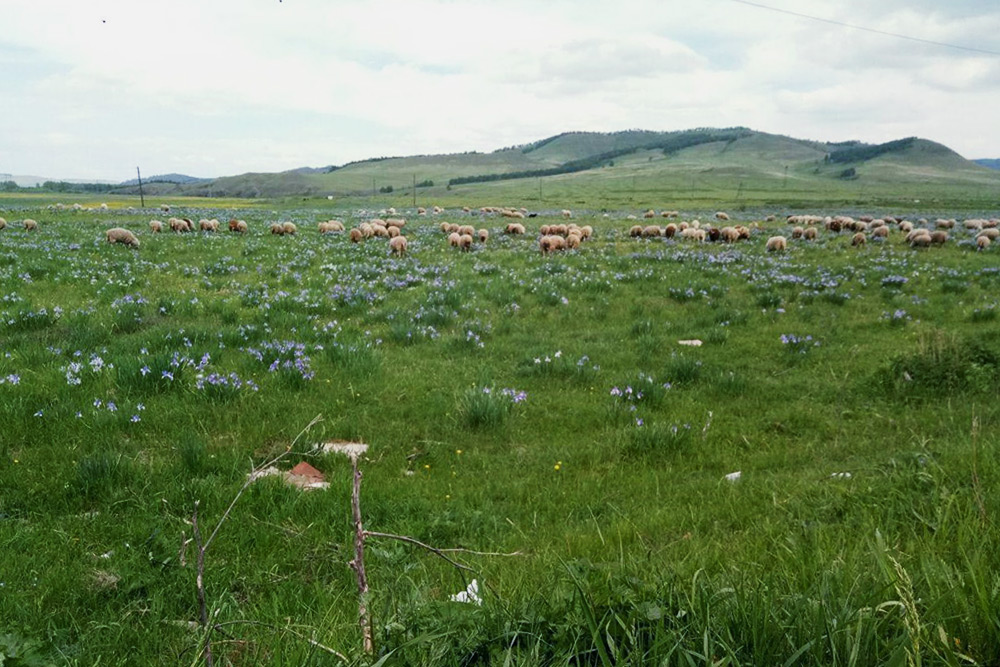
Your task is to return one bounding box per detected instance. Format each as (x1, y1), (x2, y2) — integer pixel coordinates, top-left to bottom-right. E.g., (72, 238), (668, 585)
(1, 0), (999, 179)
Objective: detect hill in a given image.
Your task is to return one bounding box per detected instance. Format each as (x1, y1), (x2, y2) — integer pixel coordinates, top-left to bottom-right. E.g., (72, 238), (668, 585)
(120, 173), (209, 186)
(974, 158), (1000, 170)
(108, 128), (1000, 206)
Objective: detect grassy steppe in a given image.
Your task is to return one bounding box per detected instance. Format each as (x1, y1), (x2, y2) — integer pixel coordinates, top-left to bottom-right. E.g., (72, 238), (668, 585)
(0, 201), (999, 665)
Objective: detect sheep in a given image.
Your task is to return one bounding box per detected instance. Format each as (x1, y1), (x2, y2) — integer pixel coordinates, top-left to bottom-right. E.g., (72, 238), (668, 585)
(440, 222), (451, 233)
(478, 229), (489, 243)
(978, 228), (999, 240)
(359, 223), (375, 239)
(539, 235), (555, 254)
(766, 236), (787, 252)
(105, 227), (140, 248)
(236, 220), (248, 233)
(271, 223), (285, 235)
(708, 227), (721, 242)
(930, 230), (948, 245)
(386, 218), (406, 228)
(159, 204), (171, 213)
(200, 219), (218, 232)
(871, 226), (889, 240)
(803, 227), (818, 241)
(791, 226), (804, 239)
(369, 218), (386, 227)
(765, 215), (776, 222)
(320, 220), (345, 233)
(373, 225), (390, 238)
(504, 223), (526, 235)
(580, 225), (593, 240)
(149, 220), (163, 233)
(388, 226), (400, 238)
(389, 235), (408, 256)
(736, 226), (751, 240)
(459, 234), (474, 251)
(720, 226), (739, 243)
(643, 209), (655, 219)
(851, 232), (866, 246)
(561, 209), (572, 219)
(169, 218), (186, 233)
(715, 212), (730, 222)
(899, 221), (913, 234)
(417, 207), (426, 215)
(681, 227), (706, 242)
(540, 224), (552, 235)
(448, 232), (461, 247)
(906, 229), (930, 244)
(387, 207), (396, 215)
(566, 233), (581, 250)
(349, 228), (364, 243)
(935, 218), (955, 229)
(23, 219), (38, 231)
(642, 225), (661, 238)
(977, 235), (992, 250)
(910, 233), (932, 248)
(459, 225), (475, 237)
(0, 218), (6, 231)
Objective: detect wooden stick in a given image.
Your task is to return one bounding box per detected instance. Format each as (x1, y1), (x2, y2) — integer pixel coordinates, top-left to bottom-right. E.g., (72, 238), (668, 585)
(191, 501), (213, 667)
(349, 455), (374, 654)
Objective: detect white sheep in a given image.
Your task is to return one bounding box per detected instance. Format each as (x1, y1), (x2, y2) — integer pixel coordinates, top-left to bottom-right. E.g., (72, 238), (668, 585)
(23, 219), (38, 231)
(766, 236), (787, 252)
(106, 227), (140, 248)
(389, 235), (408, 256)
(149, 220), (163, 233)
(976, 235), (991, 250)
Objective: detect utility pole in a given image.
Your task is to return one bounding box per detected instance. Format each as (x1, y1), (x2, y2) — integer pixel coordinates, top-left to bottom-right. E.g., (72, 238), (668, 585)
(371, 178), (375, 202)
(136, 167), (145, 208)
(538, 177), (542, 201)
(412, 174), (416, 208)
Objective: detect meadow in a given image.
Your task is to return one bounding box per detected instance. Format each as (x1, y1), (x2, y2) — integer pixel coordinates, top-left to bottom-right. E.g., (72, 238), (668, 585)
(1, 200), (999, 665)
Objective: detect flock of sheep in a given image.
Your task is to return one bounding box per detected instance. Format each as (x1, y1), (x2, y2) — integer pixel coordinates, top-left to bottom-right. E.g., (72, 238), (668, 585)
(2, 207), (997, 255)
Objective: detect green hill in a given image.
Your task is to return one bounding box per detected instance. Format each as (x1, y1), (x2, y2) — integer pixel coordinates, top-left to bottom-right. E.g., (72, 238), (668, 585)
(111, 128), (1000, 207)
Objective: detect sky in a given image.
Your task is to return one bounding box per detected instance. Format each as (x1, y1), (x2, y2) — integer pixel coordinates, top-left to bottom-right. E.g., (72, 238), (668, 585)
(2, 0), (999, 182)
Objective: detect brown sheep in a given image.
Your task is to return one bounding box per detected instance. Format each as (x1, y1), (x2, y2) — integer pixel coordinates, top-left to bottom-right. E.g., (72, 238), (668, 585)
(459, 234), (474, 251)
(791, 226), (804, 239)
(459, 225), (475, 237)
(930, 231), (948, 245)
(105, 227), (140, 248)
(561, 209), (572, 219)
(282, 222), (297, 235)
(708, 227), (721, 242)
(664, 223), (677, 238)
(977, 235), (991, 250)
(349, 228), (363, 243)
(373, 225), (390, 238)
(149, 220), (163, 233)
(871, 226), (889, 239)
(566, 233), (582, 250)
(766, 236), (787, 252)
(628, 225), (643, 238)
(720, 227), (739, 243)
(387, 226), (400, 238)
(271, 223), (285, 235)
(504, 223), (525, 235)
(803, 227), (818, 241)
(851, 232), (866, 246)
(910, 233), (932, 248)
(448, 232), (461, 247)
(229, 219), (242, 232)
(236, 220), (248, 233)
(580, 225), (593, 240)
(478, 229), (489, 243)
(643, 210), (655, 219)
(439, 222), (451, 233)
(642, 225), (661, 238)
(389, 235), (408, 256)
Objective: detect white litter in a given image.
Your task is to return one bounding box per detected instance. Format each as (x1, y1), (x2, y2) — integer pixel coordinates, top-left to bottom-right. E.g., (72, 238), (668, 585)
(678, 339), (703, 347)
(830, 472), (853, 479)
(724, 471), (742, 483)
(450, 579), (482, 605)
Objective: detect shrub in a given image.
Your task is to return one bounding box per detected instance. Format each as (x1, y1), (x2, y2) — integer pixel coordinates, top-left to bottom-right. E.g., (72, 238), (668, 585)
(458, 385), (527, 430)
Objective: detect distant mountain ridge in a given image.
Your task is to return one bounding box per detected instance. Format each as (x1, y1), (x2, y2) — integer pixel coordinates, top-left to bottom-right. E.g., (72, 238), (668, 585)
(974, 159), (1000, 170)
(119, 173), (209, 186)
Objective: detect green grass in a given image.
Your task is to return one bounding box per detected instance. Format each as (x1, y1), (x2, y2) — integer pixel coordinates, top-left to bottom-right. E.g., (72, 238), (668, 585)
(0, 200), (998, 665)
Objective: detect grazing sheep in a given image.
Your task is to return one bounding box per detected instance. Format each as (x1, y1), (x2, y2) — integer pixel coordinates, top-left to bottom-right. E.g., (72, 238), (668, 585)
(349, 228), (363, 243)
(389, 235), (408, 256)
(715, 212), (730, 222)
(561, 209), (572, 219)
(803, 227), (818, 241)
(642, 225), (661, 238)
(440, 222), (451, 233)
(871, 226), (889, 239)
(720, 226), (739, 243)
(930, 231), (948, 245)
(0, 217), (5, 230)
(235, 220), (248, 233)
(271, 223), (285, 235)
(388, 226), (400, 238)
(160, 204), (171, 213)
(936, 218), (955, 229)
(539, 235), (555, 254)
(643, 209), (655, 219)
(580, 225), (593, 240)
(905, 229), (929, 244)
(448, 232), (461, 247)
(681, 227), (706, 242)
(459, 234), (473, 251)
(23, 219), (38, 231)
(105, 227), (140, 248)
(169, 218), (186, 233)
(851, 232), (866, 246)
(766, 236), (787, 252)
(417, 207), (426, 215)
(765, 215), (776, 222)
(708, 227), (721, 242)
(149, 220), (163, 233)
(736, 226), (751, 240)
(910, 233), (932, 248)
(977, 235), (991, 250)
(373, 225), (390, 238)
(791, 226), (804, 239)
(200, 219), (218, 232)
(387, 208), (396, 215)
(662, 223), (677, 238)
(540, 224), (552, 235)
(459, 225), (475, 237)
(978, 228), (999, 240)
(478, 229), (489, 243)
(386, 218), (406, 228)
(566, 233), (581, 249)
(899, 221), (913, 233)
(628, 225), (642, 238)
(359, 223), (375, 239)
(504, 223), (526, 235)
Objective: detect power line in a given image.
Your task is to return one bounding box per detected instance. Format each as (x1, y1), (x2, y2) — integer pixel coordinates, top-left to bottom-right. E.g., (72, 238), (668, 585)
(726, 0), (1000, 57)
